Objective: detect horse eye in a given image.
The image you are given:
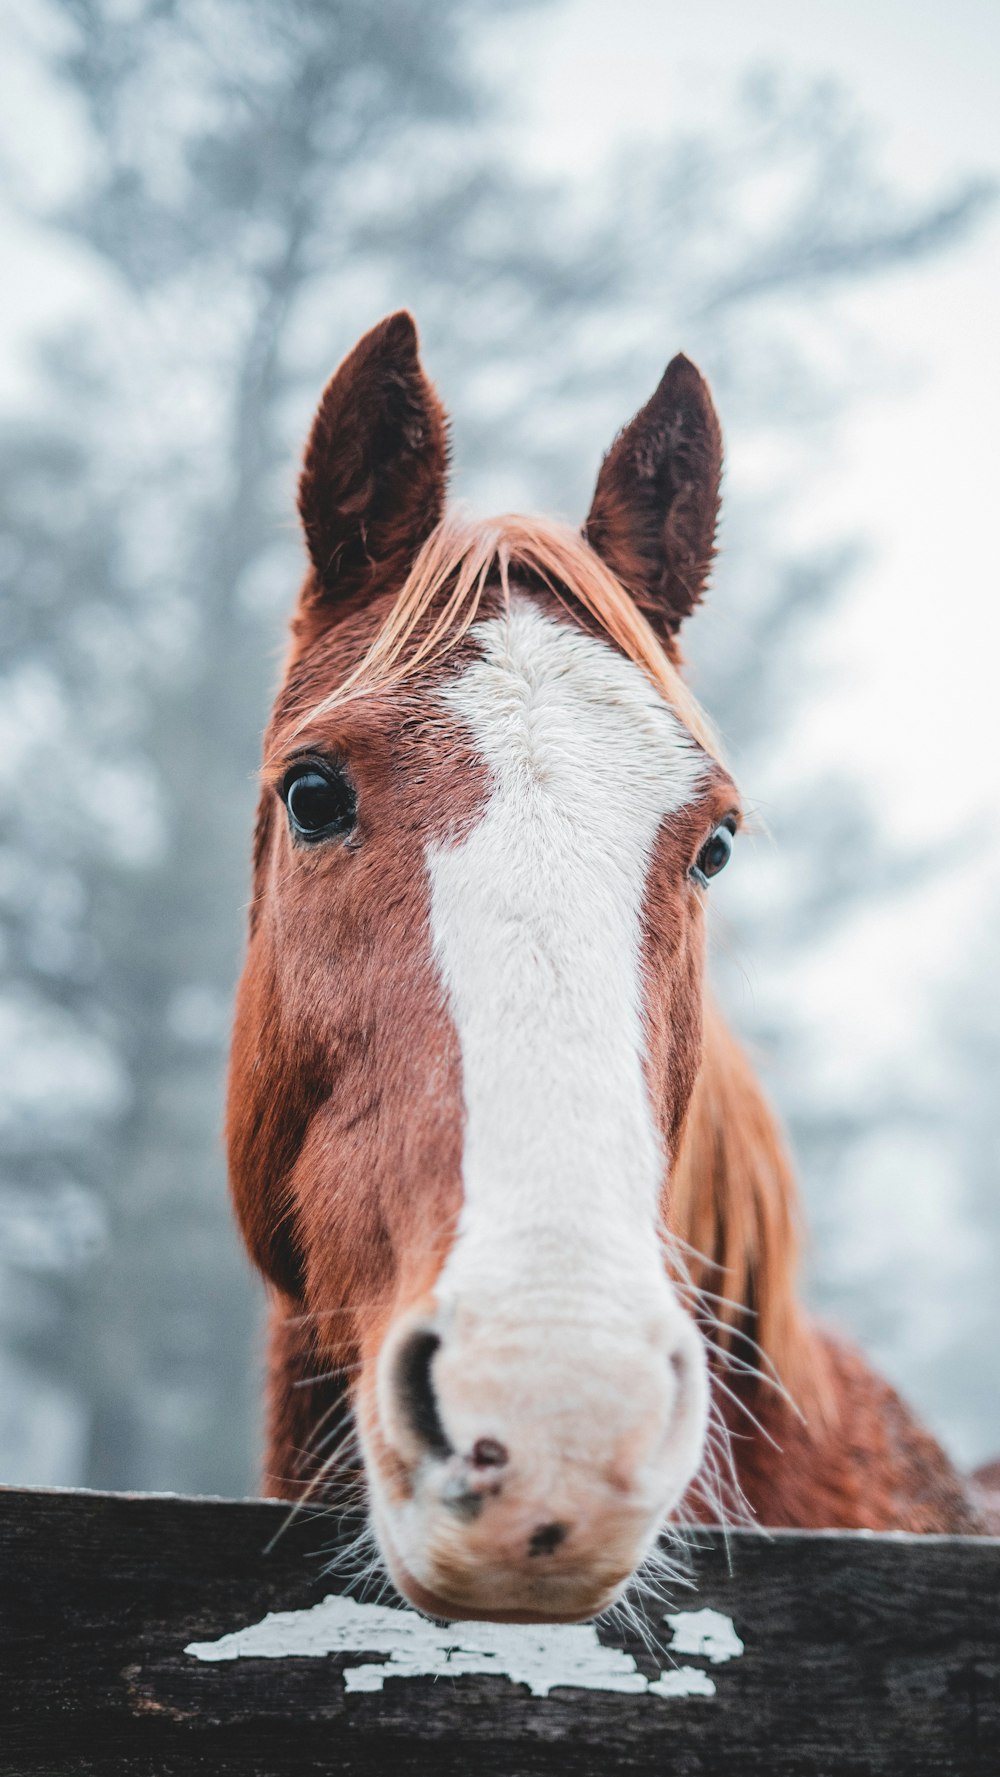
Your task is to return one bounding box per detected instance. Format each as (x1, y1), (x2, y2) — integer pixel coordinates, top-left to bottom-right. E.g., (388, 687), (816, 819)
(692, 820), (735, 887)
(282, 763), (356, 842)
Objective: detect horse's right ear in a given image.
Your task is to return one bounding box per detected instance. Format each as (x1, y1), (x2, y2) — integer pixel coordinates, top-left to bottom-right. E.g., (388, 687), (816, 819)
(297, 311), (449, 615)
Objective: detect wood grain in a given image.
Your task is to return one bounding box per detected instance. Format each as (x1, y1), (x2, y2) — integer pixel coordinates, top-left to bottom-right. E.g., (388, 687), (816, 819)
(1, 1485), (997, 1775)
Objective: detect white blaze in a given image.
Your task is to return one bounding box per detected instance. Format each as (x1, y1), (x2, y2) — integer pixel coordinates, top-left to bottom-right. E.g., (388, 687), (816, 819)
(427, 598), (707, 1302)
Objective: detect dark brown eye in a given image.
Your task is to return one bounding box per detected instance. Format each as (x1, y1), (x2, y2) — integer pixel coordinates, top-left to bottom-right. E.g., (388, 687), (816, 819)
(692, 819), (735, 887)
(282, 762), (356, 842)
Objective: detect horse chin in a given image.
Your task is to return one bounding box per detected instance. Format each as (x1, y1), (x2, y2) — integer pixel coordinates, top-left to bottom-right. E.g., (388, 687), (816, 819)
(373, 1516), (629, 1625)
(388, 1565), (622, 1626)
(364, 1469), (663, 1625)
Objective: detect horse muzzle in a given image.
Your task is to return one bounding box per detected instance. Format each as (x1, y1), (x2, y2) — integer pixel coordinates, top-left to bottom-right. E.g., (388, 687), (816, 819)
(361, 1287), (709, 1622)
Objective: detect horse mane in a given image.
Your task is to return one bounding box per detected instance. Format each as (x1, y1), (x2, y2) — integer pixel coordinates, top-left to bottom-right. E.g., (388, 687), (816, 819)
(294, 510), (720, 756)
(671, 1000), (833, 1420)
(294, 508), (827, 1419)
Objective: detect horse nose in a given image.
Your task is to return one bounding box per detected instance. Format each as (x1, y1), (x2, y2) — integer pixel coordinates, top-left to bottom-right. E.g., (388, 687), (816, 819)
(387, 1319), (513, 1482)
(391, 1325), (453, 1461)
(386, 1309), (697, 1464)
(370, 1300), (708, 1619)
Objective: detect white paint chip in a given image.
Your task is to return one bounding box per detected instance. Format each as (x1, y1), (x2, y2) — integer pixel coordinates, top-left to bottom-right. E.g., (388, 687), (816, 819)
(648, 1665), (718, 1698)
(185, 1594), (743, 1702)
(666, 1607), (745, 1664)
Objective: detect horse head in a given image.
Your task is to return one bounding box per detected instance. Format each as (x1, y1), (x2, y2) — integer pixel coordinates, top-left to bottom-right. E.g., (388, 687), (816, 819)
(228, 311), (742, 1622)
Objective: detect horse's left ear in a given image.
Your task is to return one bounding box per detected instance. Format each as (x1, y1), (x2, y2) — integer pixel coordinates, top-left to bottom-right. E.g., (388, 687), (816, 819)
(584, 354), (723, 643)
(297, 310), (449, 614)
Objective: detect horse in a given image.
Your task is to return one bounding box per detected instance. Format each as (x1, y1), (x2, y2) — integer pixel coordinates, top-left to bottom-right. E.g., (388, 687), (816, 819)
(227, 311), (994, 1625)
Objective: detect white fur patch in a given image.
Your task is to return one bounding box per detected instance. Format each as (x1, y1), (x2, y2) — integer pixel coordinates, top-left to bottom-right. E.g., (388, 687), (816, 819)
(427, 599), (707, 1304)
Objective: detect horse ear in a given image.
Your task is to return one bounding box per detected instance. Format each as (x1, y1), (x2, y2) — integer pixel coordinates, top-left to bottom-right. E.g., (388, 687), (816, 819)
(297, 310), (449, 611)
(584, 354), (723, 642)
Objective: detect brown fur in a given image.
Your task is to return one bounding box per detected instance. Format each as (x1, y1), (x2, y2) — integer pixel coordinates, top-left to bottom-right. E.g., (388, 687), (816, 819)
(969, 1462), (1000, 1533)
(671, 1014), (983, 1531)
(228, 312), (991, 1534)
(297, 311), (449, 627)
(585, 352), (723, 651)
(696, 1333), (984, 1533)
(230, 668), (483, 1372)
(668, 1001), (830, 1420)
(262, 1300), (352, 1496)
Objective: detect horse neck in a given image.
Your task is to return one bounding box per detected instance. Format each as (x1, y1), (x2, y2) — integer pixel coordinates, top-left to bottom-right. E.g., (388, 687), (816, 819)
(668, 998), (827, 1416)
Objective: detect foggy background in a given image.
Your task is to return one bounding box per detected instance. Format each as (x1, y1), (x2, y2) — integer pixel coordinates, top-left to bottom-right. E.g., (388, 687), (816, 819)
(1, 0), (997, 1497)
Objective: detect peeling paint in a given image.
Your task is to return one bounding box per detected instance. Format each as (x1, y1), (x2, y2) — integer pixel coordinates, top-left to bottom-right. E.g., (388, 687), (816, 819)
(665, 1607), (745, 1665)
(648, 1665), (718, 1698)
(185, 1594), (743, 1701)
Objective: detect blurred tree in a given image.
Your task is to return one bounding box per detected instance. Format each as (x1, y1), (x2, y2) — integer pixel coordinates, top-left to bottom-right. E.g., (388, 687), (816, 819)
(0, 4), (989, 1489)
(0, 396), (128, 1483)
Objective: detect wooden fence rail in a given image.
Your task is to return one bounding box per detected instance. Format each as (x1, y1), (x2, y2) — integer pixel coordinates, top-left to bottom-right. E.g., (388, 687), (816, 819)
(1, 1485), (998, 1775)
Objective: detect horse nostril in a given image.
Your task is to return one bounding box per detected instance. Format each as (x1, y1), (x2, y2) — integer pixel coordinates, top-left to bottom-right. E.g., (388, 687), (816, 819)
(470, 1436), (508, 1469)
(394, 1328), (452, 1460)
(527, 1521), (569, 1558)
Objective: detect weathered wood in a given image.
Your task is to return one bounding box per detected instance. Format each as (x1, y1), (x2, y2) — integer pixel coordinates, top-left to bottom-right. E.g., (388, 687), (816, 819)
(1, 1485), (998, 1776)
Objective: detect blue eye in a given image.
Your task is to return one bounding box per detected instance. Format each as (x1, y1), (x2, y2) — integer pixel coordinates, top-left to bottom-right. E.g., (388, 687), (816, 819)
(282, 763), (356, 841)
(692, 820), (735, 887)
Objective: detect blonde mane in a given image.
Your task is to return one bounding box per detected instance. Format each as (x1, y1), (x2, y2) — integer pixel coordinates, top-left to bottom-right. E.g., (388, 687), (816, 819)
(671, 1002), (831, 1419)
(300, 510), (721, 757)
